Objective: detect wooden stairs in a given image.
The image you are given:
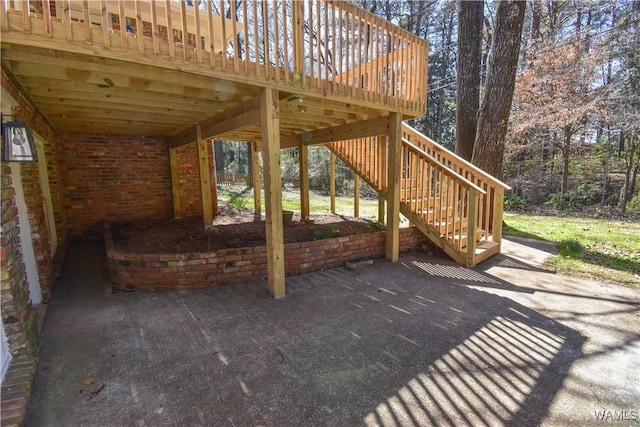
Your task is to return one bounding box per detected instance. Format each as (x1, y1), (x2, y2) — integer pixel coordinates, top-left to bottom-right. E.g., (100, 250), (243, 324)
(330, 124), (511, 267)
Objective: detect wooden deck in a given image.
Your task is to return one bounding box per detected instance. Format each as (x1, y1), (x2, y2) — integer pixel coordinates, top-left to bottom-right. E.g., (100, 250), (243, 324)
(1, 0), (428, 140)
(1, 1), (507, 293)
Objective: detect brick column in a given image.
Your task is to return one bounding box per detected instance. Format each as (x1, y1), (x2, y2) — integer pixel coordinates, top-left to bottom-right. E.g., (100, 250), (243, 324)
(0, 165), (38, 358)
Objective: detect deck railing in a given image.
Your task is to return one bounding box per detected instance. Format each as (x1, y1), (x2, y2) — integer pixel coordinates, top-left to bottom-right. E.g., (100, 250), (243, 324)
(1, 0), (428, 115)
(330, 124), (510, 266)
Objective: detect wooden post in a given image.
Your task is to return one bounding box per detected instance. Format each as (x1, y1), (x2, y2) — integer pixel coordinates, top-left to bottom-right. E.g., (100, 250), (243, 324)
(377, 135), (386, 224)
(385, 113), (402, 261)
(491, 186), (504, 247)
(169, 147), (182, 219)
(466, 188), (479, 267)
(354, 175), (360, 218)
(261, 88), (285, 298)
(299, 142), (310, 219)
(210, 140), (218, 217)
(251, 141), (262, 215)
(197, 125), (214, 228)
(377, 135), (387, 190)
(378, 198), (385, 224)
(292, 1), (305, 84)
(330, 151), (336, 213)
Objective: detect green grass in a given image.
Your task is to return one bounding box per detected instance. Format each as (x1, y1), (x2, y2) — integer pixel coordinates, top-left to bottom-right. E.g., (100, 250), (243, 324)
(218, 187), (382, 221)
(503, 213), (640, 288)
(219, 187), (640, 288)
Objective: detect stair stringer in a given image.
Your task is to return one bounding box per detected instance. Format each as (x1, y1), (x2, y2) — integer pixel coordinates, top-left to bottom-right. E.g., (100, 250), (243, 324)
(398, 204), (468, 265)
(330, 146), (472, 266)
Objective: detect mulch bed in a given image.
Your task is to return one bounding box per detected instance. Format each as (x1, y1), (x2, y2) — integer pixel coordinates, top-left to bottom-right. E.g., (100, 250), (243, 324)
(110, 203), (383, 254)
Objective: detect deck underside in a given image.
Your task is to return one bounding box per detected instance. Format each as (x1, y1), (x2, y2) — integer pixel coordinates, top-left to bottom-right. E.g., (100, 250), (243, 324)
(1, 44), (394, 143)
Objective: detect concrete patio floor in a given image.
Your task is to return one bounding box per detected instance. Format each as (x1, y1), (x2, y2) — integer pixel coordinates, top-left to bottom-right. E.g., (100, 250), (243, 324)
(26, 238), (639, 426)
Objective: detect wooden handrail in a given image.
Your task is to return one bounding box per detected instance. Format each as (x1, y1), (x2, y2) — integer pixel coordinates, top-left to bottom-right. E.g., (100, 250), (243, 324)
(403, 140), (487, 195)
(402, 124), (511, 190)
(330, 123), (506, 266)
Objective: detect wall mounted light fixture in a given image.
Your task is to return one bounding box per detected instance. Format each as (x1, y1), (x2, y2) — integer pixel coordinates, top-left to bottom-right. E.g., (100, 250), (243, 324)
(1, 117), (37, 162)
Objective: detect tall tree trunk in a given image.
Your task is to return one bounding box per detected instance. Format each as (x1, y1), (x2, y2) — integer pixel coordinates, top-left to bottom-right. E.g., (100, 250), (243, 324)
(435, 10), (454, 139)
(560, 125), (573, 204)
(530, 0), (541, 41)
(480, 15), (492, 89)
(455, 0), (484, 161)
(246, 142), (253, 175)
(620, 130), (640, 213)
(472, 0), (526, 179)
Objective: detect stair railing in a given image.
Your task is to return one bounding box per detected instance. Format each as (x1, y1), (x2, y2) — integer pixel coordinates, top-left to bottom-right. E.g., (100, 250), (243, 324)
(402, 124), (511, 246)
(330, 123), (510, 266)
(400, 140), (486, 265)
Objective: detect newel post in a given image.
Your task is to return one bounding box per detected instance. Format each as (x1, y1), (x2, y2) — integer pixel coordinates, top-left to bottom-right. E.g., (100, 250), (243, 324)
(466, 188), (479, 267)
(492, 186), (505, 249)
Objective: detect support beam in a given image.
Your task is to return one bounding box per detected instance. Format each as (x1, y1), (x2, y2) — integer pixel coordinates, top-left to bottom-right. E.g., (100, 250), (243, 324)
(261, 88), (285, 298)
(170, 94), (262, 148)
(385, 113), (402, 261)
(378, 198), (385, 224)
(171, 126), (197, 149)
(377, 135), (386, 224)
(354, 175), (360, 218)
(196, 125), (213, 227)
(210, 140), (218, 216)
(330, 151), (336, 213)
(280, 116), (390, 149)
(299, 142), (310, 219)
(169, 147), (182, 219)
(251, 141), (262, 215)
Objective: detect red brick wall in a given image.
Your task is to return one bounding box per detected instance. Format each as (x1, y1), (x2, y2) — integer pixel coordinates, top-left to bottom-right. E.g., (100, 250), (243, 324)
(2, 70), (63, 300)
(106, 225), (431, 291)
(58, 134), (173, 237)
(174, 142), (216, 218)
(0, 165), (38, 357)
(175, 144), (201, 218)
(2, 69), (62, 360)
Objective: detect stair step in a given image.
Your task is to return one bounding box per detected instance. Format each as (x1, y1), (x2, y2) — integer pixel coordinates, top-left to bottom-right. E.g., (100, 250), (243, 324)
(472, 240), (501, 264)
(400, 194), (459, 211)
(421, 206), (454, 222)
(433, 218), (468, 234)
(450, 228), (484, 248)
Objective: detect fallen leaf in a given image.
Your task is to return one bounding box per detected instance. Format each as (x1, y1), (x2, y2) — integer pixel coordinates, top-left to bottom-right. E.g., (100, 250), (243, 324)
(81, 378), (94, 385)
(88, 384), (106, 400)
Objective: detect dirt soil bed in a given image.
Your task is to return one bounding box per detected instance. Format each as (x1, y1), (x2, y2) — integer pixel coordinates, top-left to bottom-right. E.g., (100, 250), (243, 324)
(111, 203), (384, 254)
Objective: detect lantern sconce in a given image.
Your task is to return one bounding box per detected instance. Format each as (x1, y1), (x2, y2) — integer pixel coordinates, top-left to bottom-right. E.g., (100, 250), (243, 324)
(1, 115), (37, 162)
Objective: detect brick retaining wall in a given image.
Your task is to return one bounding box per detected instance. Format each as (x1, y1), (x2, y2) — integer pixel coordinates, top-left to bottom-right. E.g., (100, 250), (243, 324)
(106, 223), (432, 291)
